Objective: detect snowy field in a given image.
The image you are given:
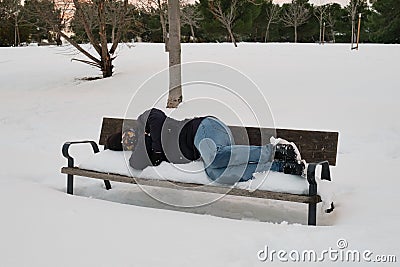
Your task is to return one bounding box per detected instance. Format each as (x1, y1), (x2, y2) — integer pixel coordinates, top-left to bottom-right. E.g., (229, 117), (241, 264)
(0, 43), (399, 266)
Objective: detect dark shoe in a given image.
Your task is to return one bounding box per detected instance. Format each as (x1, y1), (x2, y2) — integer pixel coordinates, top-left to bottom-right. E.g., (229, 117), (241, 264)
(325, 202), (335, 213)
(282, 161), (305, 176)
(270, 160), (305, 176)
(274, 144), (298, 162)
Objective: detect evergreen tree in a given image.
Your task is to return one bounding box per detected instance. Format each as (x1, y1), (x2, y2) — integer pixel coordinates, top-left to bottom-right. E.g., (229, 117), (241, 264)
(368, 0), (400, 43)
(325, 3), (348, 43)
(198, 0), (229, 43)
(0, 0), (30, 46)
(22, 0), (62, 44)
(234, 0), (261, 42)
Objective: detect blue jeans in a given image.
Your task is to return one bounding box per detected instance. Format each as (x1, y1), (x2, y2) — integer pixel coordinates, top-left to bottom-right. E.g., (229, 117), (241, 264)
(194, 117), (274, 184)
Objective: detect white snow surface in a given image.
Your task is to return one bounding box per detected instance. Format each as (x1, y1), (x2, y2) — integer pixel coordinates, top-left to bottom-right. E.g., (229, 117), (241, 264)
(1, 43), (399, 266)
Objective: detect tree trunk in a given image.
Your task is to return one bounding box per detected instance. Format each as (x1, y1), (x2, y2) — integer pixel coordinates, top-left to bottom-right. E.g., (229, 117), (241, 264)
(351, 19), (354, 44)
(55, 32), (62, 46)
(102, 56), (113, 78)
(227, 27), (237, 47)
(190, 24), (195, 42)
(158, 0), (169, 52)
(160, 15), (169, 51)
(265, 20), (271, 43)
(98, 0), (113, 78)
(166, 0), (182, 108)
(319, 21), (322, 44)
(14, 15), (19, 46)
(111, 18), (116, 44)
(294, 25), (298, 43)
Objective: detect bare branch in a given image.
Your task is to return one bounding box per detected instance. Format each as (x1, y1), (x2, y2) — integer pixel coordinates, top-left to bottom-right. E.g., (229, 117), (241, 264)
(314, 4), (329, 43)
(209, 0), (239, 47)
(346, 0), (360, 44)
(58, 30), (101, 64)
(137, 0), (169, 50)
(109, 0), (129, 54)
(71, 58), (101, 68)
(72, 0), (102, 56)
(181, 3), (203, 42)
(281, 0), (310, 43)
(264, 2), (280, 42)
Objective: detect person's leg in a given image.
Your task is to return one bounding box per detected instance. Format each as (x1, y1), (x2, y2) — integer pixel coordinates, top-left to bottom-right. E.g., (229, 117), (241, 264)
(270, 160), (285, 172)
(194, 117), (274, 169)
(194, 117), (234, 169)
(210, 144), (274, 168)
(205, 162), (272, 184)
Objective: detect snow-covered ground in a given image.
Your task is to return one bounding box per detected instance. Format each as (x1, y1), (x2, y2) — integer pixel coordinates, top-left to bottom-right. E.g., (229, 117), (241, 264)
(0, 43), (399, 266)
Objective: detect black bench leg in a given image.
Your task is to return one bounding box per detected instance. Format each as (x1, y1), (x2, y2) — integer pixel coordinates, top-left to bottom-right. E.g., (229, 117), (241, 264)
(306, 161), (331, 226)
(62, 141), (101, 195)
(104, 180), (112, 190)
(308, 203), (317, 226)
(67, 174), (74, 195)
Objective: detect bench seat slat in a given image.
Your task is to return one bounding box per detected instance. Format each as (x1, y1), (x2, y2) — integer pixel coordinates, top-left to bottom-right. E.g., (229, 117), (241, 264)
(61, 167), (322, 204)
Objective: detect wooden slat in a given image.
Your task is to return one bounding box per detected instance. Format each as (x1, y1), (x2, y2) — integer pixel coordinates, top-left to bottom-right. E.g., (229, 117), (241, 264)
(99, 118), (126, 145)
(98, 117), (339, 166)
(61, 167), (321, 204)
(230, 126), (339, 165)
(277, 129), (339, 166)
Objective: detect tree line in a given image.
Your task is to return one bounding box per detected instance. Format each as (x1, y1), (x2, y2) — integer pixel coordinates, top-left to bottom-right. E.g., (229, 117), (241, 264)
(1, 0), (398, 77)
(1, 0), (399, 47)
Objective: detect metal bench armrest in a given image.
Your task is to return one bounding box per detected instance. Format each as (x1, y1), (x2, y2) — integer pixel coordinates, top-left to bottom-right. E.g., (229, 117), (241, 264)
(61, 141), (106, 195)
(306, 160), (331, 195)
(62, 141), (100, 168)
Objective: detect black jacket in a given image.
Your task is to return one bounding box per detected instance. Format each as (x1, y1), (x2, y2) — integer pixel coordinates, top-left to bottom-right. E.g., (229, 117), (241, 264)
(129, 108), (206, 170)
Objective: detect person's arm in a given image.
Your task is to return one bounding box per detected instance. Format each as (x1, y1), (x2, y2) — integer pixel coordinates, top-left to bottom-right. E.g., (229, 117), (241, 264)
(129, 134), (153, 170)
(146, 108), (167, 153)
(129, 108), (167, 170)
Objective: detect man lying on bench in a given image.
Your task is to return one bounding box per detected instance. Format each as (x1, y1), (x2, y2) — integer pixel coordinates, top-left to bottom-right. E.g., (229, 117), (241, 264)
(106, 108), (306, 185)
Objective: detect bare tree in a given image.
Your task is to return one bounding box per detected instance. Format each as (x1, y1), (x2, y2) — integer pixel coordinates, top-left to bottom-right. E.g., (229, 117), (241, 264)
(281, 0), (310, 43)
(166, 0), (182, 108)
(314, 4), (328, 44)
(107, 0), (123, 43)
(72, 0), (129, 77)
(157, 0), (169, 51)
(138, 0), (169, 51)
(30, 0), (130, 78)
(346, 0), (360, 45)
(264, 1), (279, 43)
(208, 0), (239, 47)
(181, 3), (203, 42)
(107, 1), (136, 44)
(326, 6), (336, 43)
(244, 0), (279, 42)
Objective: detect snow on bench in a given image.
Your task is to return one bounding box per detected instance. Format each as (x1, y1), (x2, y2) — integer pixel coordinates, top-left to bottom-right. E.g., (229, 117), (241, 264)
(80, 150), (311, 195)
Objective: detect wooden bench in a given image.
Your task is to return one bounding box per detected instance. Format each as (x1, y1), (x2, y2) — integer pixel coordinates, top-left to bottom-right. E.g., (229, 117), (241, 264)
(61, 117), (339, 225)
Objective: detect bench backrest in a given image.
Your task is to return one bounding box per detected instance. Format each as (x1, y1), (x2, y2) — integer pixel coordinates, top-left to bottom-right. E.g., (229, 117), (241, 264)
(99, 117), (339, 166)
